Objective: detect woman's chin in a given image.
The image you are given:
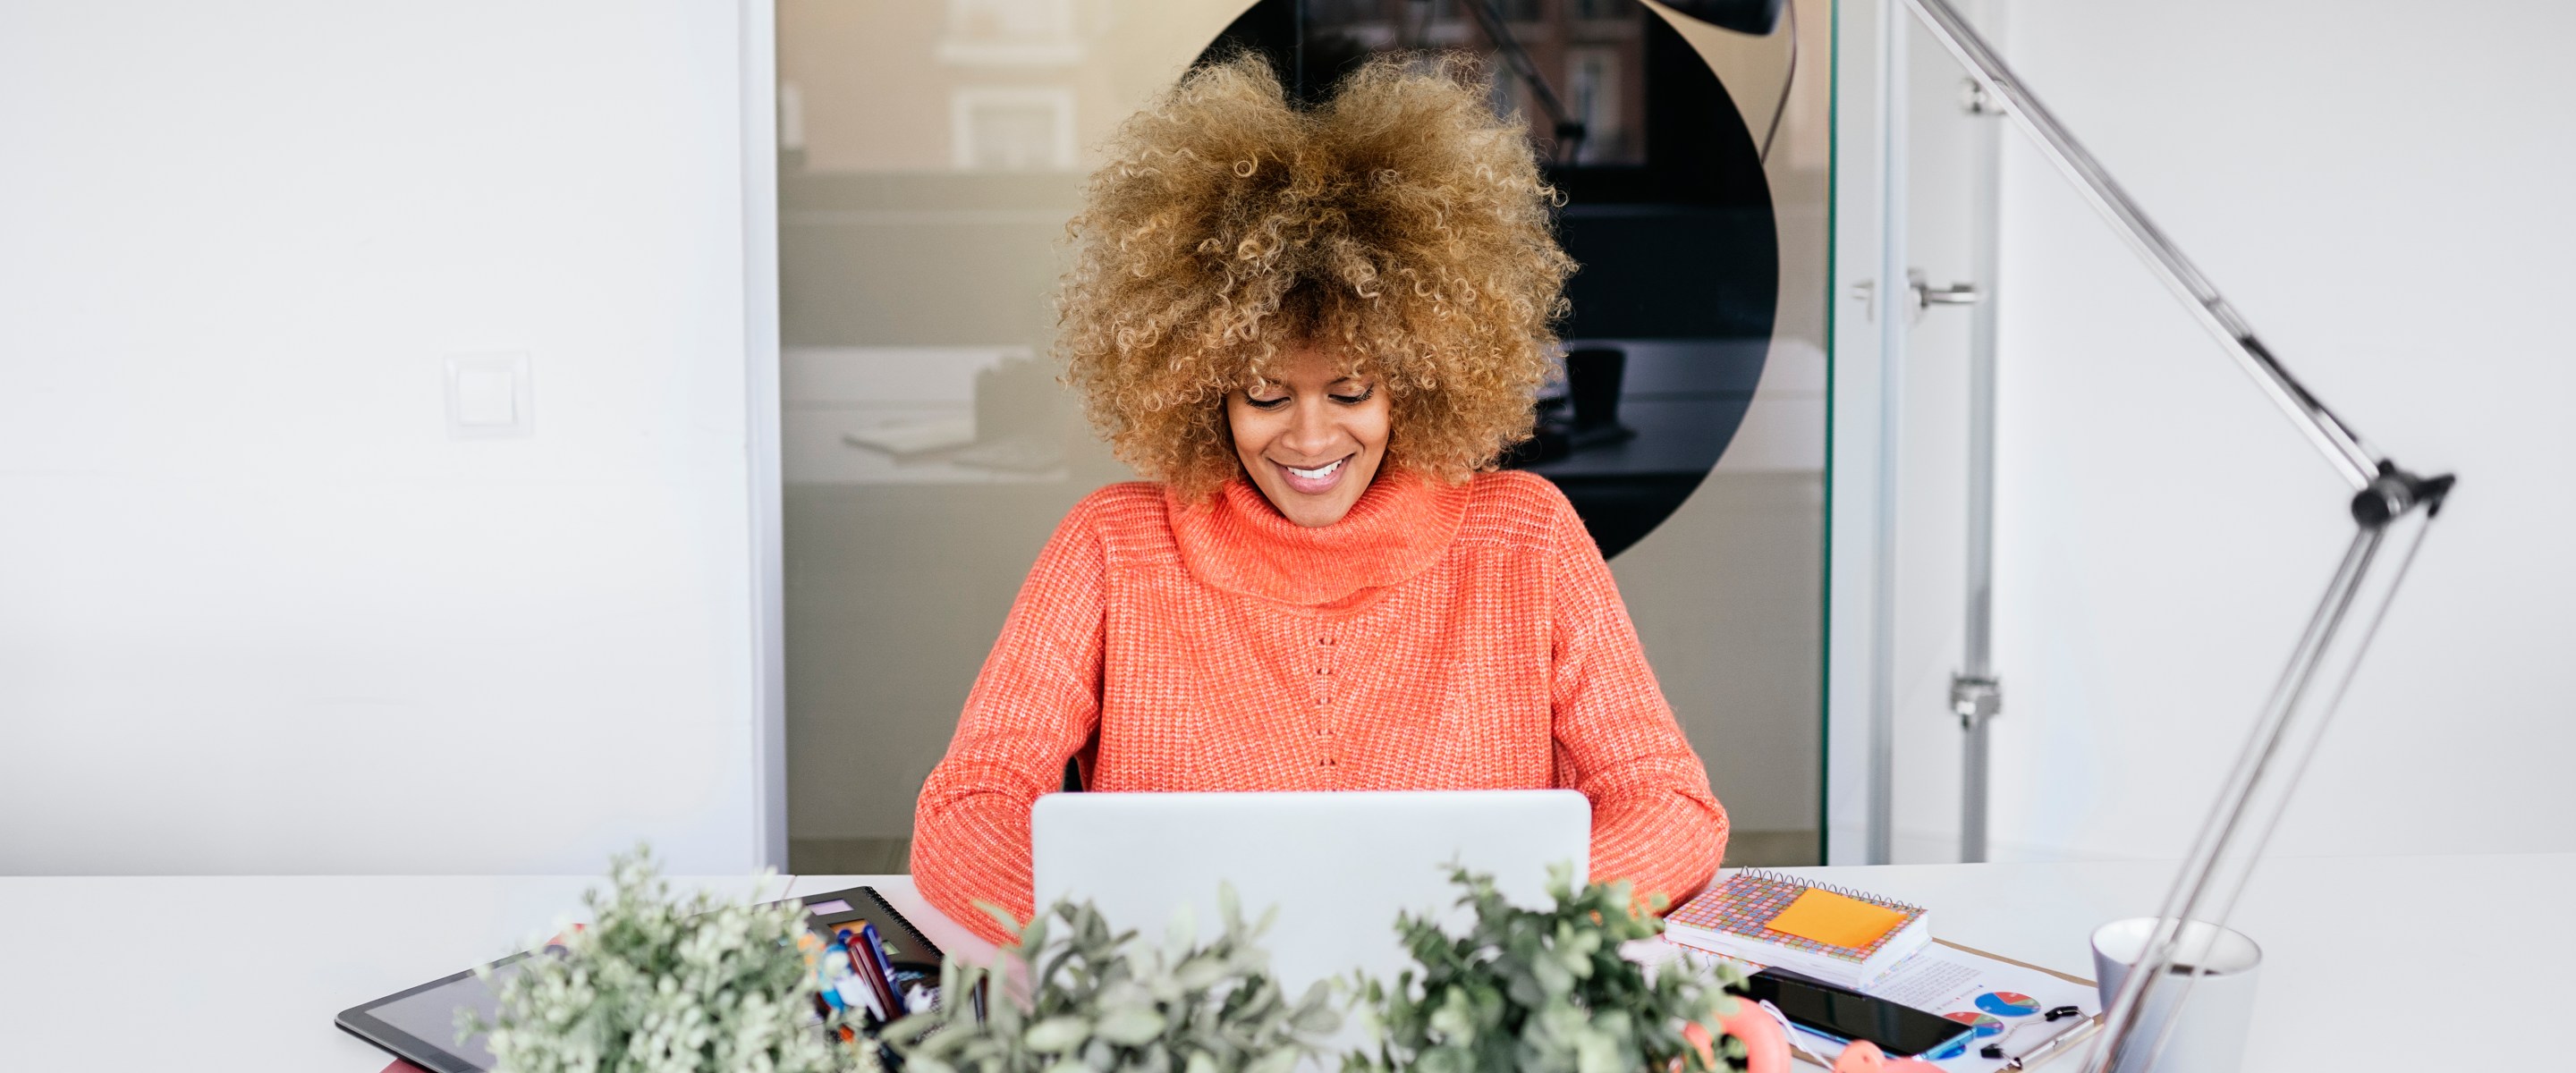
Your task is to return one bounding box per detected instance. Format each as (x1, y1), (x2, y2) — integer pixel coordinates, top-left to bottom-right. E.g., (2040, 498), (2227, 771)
(1259, 482), (1365, 528)
(1286, 503), (1354, 527)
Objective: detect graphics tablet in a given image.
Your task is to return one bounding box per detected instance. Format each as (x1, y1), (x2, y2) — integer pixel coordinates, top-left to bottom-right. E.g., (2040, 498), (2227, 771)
(335, 885), (944, 1073)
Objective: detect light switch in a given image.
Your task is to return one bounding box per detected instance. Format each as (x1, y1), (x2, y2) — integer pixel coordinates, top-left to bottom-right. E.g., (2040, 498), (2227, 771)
(445, 351), (533, 439)
(455, 367), (515, 425)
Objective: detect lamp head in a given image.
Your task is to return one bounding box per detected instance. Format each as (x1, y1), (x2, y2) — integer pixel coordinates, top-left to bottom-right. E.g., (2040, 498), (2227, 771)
(2349, 463), (2455, 528)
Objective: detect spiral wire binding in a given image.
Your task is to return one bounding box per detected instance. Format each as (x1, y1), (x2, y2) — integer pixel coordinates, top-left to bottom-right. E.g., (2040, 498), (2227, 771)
(1730, 867), (1928, 917)
(792, 885), (943, 963)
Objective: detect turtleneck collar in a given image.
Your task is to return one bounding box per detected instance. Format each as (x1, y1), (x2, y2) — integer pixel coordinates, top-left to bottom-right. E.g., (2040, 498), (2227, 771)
(1165, 467), (1471, 607)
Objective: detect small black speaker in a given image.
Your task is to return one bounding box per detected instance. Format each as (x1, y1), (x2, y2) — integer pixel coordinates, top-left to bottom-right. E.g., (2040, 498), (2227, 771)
(1564, 346), (1637, 449)
(1566, 346), (1627, 432)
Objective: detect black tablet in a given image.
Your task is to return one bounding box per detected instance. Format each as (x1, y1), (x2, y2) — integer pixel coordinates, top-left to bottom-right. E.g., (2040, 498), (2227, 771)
(335, 886), (945, 1073)
(334, 950), (535, 1073)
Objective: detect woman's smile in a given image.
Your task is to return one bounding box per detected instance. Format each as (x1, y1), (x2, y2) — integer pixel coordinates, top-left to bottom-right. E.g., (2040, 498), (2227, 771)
(1275, 453), (1353, 495)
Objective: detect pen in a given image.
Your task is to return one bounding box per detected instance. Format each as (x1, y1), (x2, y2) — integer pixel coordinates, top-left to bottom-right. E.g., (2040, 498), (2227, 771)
(856, 923), (908, 1014)
(2005, 1016), (2100, 1070)
(844, 925), (906, 1013)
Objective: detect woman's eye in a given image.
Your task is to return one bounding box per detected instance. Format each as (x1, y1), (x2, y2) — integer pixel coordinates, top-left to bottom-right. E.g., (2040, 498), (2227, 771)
(1246, 394), (1290, 410)
(1330, 387), (1376, 405)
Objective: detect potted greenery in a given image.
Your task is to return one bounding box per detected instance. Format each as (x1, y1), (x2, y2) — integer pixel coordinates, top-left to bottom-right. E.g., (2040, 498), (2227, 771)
(1343, 866), (1754, 1073)
(463, 847), (852, 1073)
(886, 887), (1343, 1073)
(459, 849), (1335, 1073)
(462, 850), (1868, 1073)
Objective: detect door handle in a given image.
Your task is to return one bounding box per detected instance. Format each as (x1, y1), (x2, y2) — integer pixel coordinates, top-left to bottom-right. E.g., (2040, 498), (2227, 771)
(1909, 268), (1981, 308)
(1847, 271), (1985, 321)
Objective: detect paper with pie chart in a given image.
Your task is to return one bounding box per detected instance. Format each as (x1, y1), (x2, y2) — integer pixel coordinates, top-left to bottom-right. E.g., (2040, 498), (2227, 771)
(1809, 941), (2099, 1070)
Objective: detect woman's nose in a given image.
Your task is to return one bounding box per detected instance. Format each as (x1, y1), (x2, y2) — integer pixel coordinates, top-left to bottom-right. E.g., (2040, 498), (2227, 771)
(1283, 401), (1339, 457)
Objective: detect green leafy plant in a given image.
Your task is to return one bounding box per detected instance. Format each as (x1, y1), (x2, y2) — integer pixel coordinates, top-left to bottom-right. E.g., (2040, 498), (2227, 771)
(462, 846), (852, 1073)
(886, 888), (1342, 1073)
(1343, 866), (1750, 1073)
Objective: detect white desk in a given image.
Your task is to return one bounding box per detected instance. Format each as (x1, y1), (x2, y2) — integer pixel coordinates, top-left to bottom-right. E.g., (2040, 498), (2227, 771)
(1, 855), (2566, 1072)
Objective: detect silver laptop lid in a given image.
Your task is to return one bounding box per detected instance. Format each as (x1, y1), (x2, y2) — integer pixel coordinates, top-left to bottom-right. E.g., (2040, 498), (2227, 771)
(1030, 789), (1589, 996)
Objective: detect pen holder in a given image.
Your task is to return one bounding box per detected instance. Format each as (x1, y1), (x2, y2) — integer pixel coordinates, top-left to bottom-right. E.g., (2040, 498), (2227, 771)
(2089, 918), (2262, 1073)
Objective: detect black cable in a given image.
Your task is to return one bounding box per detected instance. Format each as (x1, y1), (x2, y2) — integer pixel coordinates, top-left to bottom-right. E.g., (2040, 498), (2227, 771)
(1293, 0), (1307, 100)
(1758, 0), (1799, 164)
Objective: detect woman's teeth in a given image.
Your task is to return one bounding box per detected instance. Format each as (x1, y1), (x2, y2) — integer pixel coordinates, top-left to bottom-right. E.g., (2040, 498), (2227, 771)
(1287, 459), (1343, 480)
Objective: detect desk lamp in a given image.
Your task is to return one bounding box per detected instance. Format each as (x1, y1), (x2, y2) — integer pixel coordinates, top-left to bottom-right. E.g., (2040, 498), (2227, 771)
(1890, 2), (2455, 1069)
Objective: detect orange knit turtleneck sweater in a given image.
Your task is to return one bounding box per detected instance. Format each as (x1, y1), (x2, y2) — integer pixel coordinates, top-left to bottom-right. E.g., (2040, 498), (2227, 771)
(910, 469), (1728, 944)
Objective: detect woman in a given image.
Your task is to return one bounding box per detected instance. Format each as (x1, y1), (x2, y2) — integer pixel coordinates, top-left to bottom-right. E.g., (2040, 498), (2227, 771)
(911, 54), (1726, 944)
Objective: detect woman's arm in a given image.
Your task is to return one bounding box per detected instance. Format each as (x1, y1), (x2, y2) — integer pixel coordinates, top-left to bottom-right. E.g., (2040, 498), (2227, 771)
(910, 499), (1109, 945)
(1541, 490), (1730, 910)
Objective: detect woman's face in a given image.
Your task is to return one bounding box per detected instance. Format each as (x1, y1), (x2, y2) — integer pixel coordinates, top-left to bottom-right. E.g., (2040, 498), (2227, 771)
(1226, 345), (1392, 528)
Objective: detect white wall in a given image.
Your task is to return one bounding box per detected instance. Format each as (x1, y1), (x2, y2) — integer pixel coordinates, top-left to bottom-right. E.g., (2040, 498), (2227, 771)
(1897, 0), (2576, 861)
(0, 1), (773, 874)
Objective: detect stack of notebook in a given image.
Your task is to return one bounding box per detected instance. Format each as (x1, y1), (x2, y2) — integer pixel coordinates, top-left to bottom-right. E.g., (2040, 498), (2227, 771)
(1662, 868), (1932, 990)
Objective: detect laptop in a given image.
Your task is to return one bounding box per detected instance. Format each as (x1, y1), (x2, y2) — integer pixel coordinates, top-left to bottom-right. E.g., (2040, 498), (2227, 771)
(1030, 789), (1590, 996)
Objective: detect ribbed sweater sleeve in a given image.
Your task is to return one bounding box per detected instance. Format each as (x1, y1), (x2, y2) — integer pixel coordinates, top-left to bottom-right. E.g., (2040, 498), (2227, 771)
(1540, 490), (1730, 910)
(910, 497), (1107, 946)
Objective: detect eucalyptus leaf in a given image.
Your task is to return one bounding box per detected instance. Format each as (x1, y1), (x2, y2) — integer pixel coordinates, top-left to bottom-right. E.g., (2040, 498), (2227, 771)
(1095, 1006), (1167, 1045)
(1243, 1046), (1301, 1073)
(1025, 1016), (1091, 1052)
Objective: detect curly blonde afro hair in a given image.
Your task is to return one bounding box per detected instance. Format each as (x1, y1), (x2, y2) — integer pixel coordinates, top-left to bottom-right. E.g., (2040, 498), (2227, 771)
(1057, 52), (1577, 498)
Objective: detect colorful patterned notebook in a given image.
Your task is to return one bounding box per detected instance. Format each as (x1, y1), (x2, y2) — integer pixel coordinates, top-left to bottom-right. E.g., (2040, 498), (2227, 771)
(1662, 868), (1933, 989)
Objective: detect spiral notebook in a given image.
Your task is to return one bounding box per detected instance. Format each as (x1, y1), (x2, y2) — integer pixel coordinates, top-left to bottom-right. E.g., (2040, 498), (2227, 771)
(1662, 869), (1932, 990)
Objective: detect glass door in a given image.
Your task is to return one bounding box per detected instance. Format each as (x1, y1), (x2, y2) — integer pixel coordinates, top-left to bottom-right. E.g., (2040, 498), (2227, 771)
(1883, 0), (2004, 865)
(1826, 0), (2005, 864)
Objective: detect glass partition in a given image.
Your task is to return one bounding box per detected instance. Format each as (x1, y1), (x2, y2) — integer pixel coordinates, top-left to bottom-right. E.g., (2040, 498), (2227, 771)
(776, 0), (1835, 874)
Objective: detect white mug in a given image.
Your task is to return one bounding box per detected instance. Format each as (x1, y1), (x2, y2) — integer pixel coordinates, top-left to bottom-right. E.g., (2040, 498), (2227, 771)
(2088, 917), (2262, 1073)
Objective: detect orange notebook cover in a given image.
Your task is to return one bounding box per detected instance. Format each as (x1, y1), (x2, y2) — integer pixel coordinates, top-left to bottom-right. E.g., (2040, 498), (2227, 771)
(1661, 868), (1932, 988)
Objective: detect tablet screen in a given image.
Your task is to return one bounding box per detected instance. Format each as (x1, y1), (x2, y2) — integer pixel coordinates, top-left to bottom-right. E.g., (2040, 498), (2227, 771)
(362, 959), (524, 1070)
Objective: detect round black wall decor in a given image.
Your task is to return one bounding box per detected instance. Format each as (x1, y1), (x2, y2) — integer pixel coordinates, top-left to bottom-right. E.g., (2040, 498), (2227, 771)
(1198, 0), (1779, 558)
